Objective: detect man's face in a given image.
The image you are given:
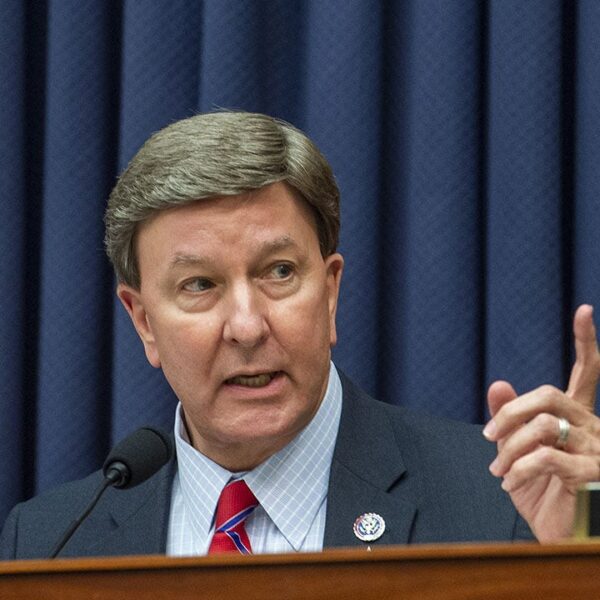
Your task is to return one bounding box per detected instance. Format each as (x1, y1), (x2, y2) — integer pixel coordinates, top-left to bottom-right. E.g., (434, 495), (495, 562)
(118, 182), (343, 470)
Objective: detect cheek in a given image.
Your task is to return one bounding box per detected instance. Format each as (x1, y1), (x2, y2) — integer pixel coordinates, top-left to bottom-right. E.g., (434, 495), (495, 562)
(150, 313), (218, 376)
(275, 287), (333, 354)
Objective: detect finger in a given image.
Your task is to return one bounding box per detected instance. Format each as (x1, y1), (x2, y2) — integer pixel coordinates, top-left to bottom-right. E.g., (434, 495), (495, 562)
(484, 384), (590, 441)
(567, 304), (600, 410)
(487, 380), (518, 418)
(489, 412), (600, 477)
(484, 381), (517, 446)
(500, 446), (600, 493)
(489, 413), (574, 476)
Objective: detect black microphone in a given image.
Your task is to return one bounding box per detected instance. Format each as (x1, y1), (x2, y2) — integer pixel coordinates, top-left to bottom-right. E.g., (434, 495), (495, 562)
(50, 427), (173, 558)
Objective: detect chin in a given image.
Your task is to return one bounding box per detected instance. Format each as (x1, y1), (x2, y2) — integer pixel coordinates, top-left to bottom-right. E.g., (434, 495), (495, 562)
(226, 416), (304, 449)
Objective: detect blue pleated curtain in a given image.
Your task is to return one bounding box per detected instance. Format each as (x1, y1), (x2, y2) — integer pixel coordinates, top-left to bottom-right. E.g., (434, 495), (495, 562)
(0, 0), (599, 525)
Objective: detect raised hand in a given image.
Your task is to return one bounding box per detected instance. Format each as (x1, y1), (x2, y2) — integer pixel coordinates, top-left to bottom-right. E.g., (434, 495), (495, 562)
(484, 305), (600, 542)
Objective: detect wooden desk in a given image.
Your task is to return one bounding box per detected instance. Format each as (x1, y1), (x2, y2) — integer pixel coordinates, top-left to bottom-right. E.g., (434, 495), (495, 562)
(1, 542), (599, 599)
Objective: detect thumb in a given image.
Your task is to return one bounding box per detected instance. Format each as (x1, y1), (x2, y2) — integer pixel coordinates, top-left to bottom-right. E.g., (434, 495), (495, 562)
(487, 380), (518, 418)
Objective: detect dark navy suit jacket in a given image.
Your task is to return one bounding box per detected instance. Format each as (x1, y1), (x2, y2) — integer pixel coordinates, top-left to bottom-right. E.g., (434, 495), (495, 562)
(0, 375), (533, 559)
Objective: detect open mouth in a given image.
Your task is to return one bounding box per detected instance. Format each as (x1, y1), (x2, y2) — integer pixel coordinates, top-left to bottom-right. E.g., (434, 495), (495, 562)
(225, 371), (281, 388)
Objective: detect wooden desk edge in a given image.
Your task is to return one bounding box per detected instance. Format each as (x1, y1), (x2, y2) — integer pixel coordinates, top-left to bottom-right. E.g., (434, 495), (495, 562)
(2, 540), (600, 575)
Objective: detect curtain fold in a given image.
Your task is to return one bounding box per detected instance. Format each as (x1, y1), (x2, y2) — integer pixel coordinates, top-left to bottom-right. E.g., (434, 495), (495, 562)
(379, 0), (485, 422)
(486, 0), (566, 395)
(35, 0), (119, 491)
(0, 0), (27, 520)
(1, 0), (598, 524)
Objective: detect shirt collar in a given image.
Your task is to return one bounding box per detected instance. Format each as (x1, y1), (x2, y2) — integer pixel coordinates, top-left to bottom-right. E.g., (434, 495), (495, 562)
(174, 362), (342, 552)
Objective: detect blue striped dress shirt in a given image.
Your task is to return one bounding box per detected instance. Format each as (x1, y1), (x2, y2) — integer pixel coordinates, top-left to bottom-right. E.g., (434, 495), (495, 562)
(166, 363), (342, 555)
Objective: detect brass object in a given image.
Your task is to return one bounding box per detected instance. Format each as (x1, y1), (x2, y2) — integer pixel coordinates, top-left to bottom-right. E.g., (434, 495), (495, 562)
(574, 482), (600, 540)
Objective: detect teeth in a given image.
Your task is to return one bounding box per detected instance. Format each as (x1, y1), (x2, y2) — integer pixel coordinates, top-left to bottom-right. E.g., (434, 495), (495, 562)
(228, 373), (276, 387)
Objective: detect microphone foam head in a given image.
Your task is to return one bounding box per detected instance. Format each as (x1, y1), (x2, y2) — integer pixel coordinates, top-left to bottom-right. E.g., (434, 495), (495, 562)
(103, 427), (173, 489)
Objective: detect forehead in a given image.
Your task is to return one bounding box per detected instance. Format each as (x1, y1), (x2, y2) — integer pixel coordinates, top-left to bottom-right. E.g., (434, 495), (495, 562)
(134, 182), (320, 269)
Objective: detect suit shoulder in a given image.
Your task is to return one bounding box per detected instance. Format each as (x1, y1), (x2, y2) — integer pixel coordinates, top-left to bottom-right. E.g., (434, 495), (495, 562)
(340, 373), (489, 449)
(0, 470), (105, 559)
(338, 373), (499, 492)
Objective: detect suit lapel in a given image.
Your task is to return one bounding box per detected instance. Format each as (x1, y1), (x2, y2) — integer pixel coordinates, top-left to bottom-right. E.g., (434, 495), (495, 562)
(324, 375), (417, 549)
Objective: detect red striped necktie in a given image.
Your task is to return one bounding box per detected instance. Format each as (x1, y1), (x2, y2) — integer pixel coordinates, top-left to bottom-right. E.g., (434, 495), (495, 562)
(208, 480), (259, 554)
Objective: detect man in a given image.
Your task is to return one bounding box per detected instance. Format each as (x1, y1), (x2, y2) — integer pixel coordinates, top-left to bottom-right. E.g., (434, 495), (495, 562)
(1, 112), (599, 558)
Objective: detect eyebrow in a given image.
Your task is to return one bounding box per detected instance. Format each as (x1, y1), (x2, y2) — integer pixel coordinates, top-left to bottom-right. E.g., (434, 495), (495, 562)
(257, 235), (299, 255)
(169, 236), (302, 270)
(170, 254), (215, 269)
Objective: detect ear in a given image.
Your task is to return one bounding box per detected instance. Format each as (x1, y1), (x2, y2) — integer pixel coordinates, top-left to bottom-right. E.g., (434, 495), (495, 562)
(324, 253), (344, 347)
(116, 283), (161, 368)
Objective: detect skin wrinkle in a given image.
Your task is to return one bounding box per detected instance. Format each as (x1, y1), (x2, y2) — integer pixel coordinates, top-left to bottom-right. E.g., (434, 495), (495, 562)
(168, 236), (301, 276)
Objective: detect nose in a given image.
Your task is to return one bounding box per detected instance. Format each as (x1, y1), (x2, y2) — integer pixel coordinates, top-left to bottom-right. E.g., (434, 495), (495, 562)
(222, 283), (270, 348)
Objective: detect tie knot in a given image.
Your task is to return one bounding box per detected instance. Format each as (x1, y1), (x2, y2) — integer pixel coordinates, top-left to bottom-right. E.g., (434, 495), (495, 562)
(214, 479), (258, 532)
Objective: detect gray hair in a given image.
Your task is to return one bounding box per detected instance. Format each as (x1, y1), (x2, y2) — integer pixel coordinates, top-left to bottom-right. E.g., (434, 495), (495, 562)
(104, 111), (340, 288)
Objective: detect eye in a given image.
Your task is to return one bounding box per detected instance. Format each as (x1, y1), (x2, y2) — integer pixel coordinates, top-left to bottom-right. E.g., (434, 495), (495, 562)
(269, 263), (294, 279)
(182, 278), (214, 293)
